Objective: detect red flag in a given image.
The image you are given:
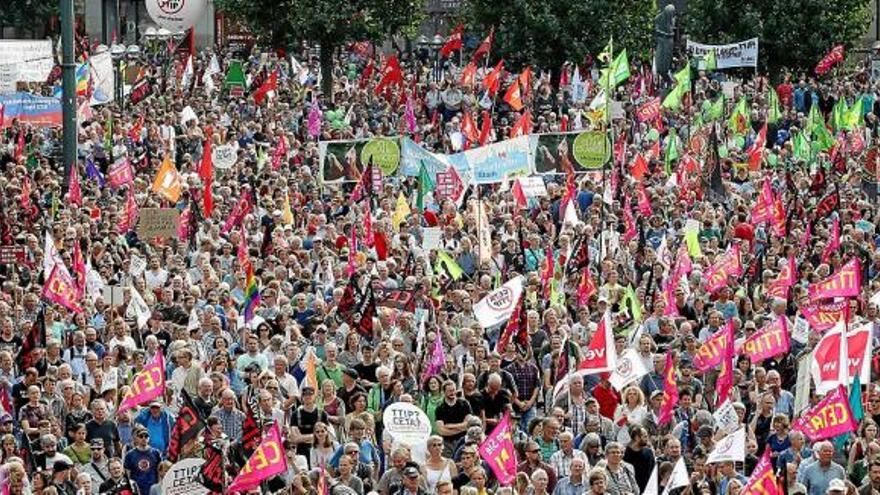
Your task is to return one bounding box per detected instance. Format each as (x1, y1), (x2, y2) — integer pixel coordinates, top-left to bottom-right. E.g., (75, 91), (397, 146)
(128, 116), (143, 142)
(68, 164), (82, 207)
(822, 216), (841, 264)
(540, 247), (554, 299)
(715, 322), (736, 406)
(577, 269), (598, 305)
(630, 154), (648, 181)
(374, 56), (403, 95)
(559, 63), (570, 87)
(461, 112), (479, 144)
(503, 79), (524, 111)
(200, 139), (214, 217)
(511, 179), (528, 209)
(472, 27), (494, 61)
(510, 110), (532, 138)
(767, 256), (797, 300)
(359, 59), (375, 88)
(72, 239), (86, 296)
(815, 45), (845, 75)
(579, 310), (615, 373)
(657, 353), (679, 426)
(483, 60), (505, 96)
(478, 110), (492, 146)
(14, 131), (24, 161)
(460, 61), (478, 87)
(748, 123), (767, 170)
(519, 67), (533, 98)
(253, 69), (278, 105)
(560, 114), (569, 132)
(440, 24), (464, 58)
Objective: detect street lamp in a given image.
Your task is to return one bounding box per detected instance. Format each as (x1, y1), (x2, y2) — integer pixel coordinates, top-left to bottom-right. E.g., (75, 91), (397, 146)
(110, 43), (127, 109)
(430, 34), (444, 82)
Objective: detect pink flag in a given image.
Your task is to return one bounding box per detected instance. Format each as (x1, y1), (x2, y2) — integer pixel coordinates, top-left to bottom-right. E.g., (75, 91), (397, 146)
(801, 223), (812, 250)
(107, 158), (134, 188)
(766, 256), (796, 300)
(808, 257), (861, 301)
(637, 183), (653, 217)
(742, 316), (790, 364)
(271, 135), (288, 170)
(228, 423), (288, 493)
(68, 164), (82, 206)
(41, 265), (83, 314)
(693, 321), (734, 372)
(404, 95), (417, 134)
(307, 104), (323, 139)
(421, 336), (446, 382)
(821, 217), (840, 264)
(792, 385), (858, 441)
(801, 300), (848, 332)
(716, 328), (735, 407)
(117, 187), (139, 233)
(478, 411), (517, 486)
(662, 279), (680, 317)
(703, 243), (742, 293)
(658, 353), (679, 426)
(741, 450), (782, 495)
(118, 353), (165, 412)
(622, 199), (637, 243)
(221, 195), (252, 235)
(177, 207), (191, 242)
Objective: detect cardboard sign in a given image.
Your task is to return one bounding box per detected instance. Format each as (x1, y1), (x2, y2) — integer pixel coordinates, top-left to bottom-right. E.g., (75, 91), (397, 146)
(212, 144), (238, 169)
(518, 177), (548, 198)
(422, 227), (442, 251)
(161, 458), (208, 495)
(137, 208), (180, 239)
(383, 402), (431, 445)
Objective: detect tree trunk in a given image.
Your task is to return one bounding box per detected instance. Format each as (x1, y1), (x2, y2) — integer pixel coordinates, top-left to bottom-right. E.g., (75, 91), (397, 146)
(320, 43), (334, 101)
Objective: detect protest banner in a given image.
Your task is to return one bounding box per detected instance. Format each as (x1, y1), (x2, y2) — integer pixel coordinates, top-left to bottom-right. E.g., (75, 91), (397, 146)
(137, 208), (181, 240)
(400, 137), (450, 176)
(811, 324), (872, 394)
(693, 322), (733, 371)
(451, 136), (532, 184)
(320, 137), (401, 182)
(742, 316), (790, 363)
(531, 131), (610, 174)
(118, 353), (165, 412)
(801, 300), (849, 332)
(478, 411), (517, 486)
(792, 385), (858, 441)
(161, 458), (208, 495)
(703, 244), (743, 293)
(686, 38), (759, 69)
(0, 246), (25, 265)
(0, 40), (54, 82)
(474, 276), (525, 328)
(0, 92), (62, 128)
(382, 402), (431, 445)
(808, 258), (861, 301)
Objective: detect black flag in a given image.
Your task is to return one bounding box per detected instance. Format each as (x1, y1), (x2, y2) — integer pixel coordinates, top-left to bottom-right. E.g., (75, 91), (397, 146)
(20, 306), (45, 371)
(197, 430), (226, 494)
(167, 389), (206, 462)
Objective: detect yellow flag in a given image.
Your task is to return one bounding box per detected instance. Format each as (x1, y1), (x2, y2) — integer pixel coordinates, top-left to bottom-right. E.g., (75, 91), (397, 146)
(435, 250), (464, 281)
(391, 192), (411, 231)
(685, 230), (702, 258)
(282, 190), (294, 225)
(151, 156), (182, 203)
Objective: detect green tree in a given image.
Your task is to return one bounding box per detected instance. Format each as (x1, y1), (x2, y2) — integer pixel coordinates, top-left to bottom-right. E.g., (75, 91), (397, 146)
(215, 0), (424, 96)
(0, 0), (58, 37)
(464, 0), (656, 73)
(684, 0), (871, 74)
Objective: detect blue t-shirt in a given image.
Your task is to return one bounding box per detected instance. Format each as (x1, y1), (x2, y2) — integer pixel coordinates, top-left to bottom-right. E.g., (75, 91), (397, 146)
(124, 447), (161, 495)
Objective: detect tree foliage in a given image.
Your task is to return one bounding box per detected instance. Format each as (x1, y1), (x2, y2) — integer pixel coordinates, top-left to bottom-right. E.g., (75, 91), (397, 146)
(684, 0), (872, 74)
(215, 0), (424, 94)
(0, 0), (58, 36)
(464, 0), (656, 73)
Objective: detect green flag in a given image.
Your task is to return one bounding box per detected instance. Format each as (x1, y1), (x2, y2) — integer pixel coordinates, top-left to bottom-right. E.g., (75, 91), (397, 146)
(622, 285), (642, 322)
(728, 97), (750, 136)
(685, 229), (702, 258)
(674, 66), (690, 86)
(705, 95), (725, 121)
(767, 87), (782, 124)
(600, 49), (630, 89)
(835, 374), (865, 450)
(831, 98), (848, 132)
(806, 105), (824, 137)
(225, 60), (246, 88)
(435, 250), (464, 281)
(597, 38), (613, 64)
(664, 128), (679, 176)
(793, 132), (811, 162)
(704, 49), (717, 71)
(845, 97), (864, 130)
(661, 83), (687, 110)
(812, 120), (835, 152)
(417, 161), (436, 210)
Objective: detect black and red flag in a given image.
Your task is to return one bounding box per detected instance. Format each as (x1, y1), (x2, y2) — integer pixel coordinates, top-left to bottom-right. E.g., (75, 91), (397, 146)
(167, 389), (206, 462)
(20, 306), (45, 371)
(197, 430), (226, 494)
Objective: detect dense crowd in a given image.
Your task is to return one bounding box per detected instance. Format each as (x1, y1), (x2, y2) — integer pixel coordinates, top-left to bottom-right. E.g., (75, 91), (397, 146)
(1, 27), (880, 495)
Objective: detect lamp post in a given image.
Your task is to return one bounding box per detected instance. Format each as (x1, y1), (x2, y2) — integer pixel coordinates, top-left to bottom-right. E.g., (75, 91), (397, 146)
(61, 0), (76, 191)
(110, 43), (126, 110)
(430, 33), (444, 83)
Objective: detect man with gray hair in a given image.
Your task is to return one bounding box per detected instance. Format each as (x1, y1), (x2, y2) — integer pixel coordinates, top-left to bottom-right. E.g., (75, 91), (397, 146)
(482, 372), (511, 430)
(798, 440), (845, 495)
(551, 430), (590, 478)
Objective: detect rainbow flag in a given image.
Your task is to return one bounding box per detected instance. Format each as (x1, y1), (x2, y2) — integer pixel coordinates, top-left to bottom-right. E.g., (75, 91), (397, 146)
(242, 259), (261, 322)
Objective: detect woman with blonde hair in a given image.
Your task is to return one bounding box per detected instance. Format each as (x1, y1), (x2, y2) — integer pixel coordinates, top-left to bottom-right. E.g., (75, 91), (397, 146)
(421, 435), (457, 494)
(613, 385), (647, 444)
(318, 378), (346, 437)
(309, 421), (339, 469)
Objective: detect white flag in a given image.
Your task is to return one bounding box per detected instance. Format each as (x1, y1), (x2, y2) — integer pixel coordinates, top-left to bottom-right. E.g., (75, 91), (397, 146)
(610, 348), (650, 391)
(713, 399), (741, 436)
(43, 232), (64, 277)
(643, 466), (659, 495)
(187, 307), (200, 332)
(202, 54), (220, 95)
(661, 457), (690, 495)
(181, 54), (194, 91)
(474, 276), (525, 329)
(84, 265), (107, 304)
(129, 254), (146, 278)
(126, 286), (151, 330)
(707, 427), (746, 464)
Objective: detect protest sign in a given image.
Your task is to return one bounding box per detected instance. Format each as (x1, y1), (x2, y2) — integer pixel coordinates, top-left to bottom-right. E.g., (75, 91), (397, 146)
(88, 52), (115, 106)
(0, 64), (19, 94)
(450, 136), (532, 184)
(0, 92), (62, 128)
(383, 402), (431, 445)
(517, 176), (548, 198)
(0, 246), (25, 265)
(400, 137), (450, 177)
(792, 385), (858, 441)
(609, 348), (649, 391)
(212, 144), (238, 169)
(137, 208), (181, 239)
(0, 40), (54, 82)
(478, 411), (517, 485)
(531, 131), (610, 174)
(422, 227), (442, 251)
(686, 38), (759, 69)
(161, 458), (208, 495)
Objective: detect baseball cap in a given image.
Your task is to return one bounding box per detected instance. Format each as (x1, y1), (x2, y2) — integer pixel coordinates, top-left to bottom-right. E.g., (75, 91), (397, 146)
(53, 459), (74, 472)
(90, 438), (105, 448)
(403, 466), (420, 478)
(827, 479), (847, 493)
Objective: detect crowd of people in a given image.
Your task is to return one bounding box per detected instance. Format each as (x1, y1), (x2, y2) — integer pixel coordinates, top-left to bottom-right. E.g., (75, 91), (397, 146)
(0, 22), (880, 495)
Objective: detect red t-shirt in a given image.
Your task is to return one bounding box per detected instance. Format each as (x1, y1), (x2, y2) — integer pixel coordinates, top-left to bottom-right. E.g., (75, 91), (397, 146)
(592, 382), (621, 420)
(734, 222), (755, 243)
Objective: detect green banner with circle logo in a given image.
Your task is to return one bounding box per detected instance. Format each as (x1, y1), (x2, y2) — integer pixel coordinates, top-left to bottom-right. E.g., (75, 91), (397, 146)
(361, 138), (401, 175)
(572, 131), (611, 170)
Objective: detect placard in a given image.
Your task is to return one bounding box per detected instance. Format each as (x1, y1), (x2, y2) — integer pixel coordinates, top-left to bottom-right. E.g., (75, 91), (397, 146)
(212, 144), (238, 169)
(0, 64), (19, 94)
(0, 245), (24, 265)
(161, 458), (208, 495)
(518, 177), (548, 198)
(422, 227), (442, 251)
(383, 402), (431, 445)
(137, 208), (180, 239)
(0, 40), (54, 82)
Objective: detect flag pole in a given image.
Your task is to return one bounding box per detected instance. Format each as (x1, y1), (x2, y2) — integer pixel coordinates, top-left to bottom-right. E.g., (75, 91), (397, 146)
(599, 37), (613, 286)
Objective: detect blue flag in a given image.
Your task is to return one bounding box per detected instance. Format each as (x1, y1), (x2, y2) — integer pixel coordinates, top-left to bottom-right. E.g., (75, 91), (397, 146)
(85, 157), (105, 188)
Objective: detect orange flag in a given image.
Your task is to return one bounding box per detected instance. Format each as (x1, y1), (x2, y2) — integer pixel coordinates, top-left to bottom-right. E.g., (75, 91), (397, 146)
(152, 156), (182, 203)
(503, 79), (524, 111)
(519, 66), (533, 98)
(472, 27), (494, 61)
(461, 112), (479, 143)
(483, 60), (505, 96)
(460, 61), (478, 87)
